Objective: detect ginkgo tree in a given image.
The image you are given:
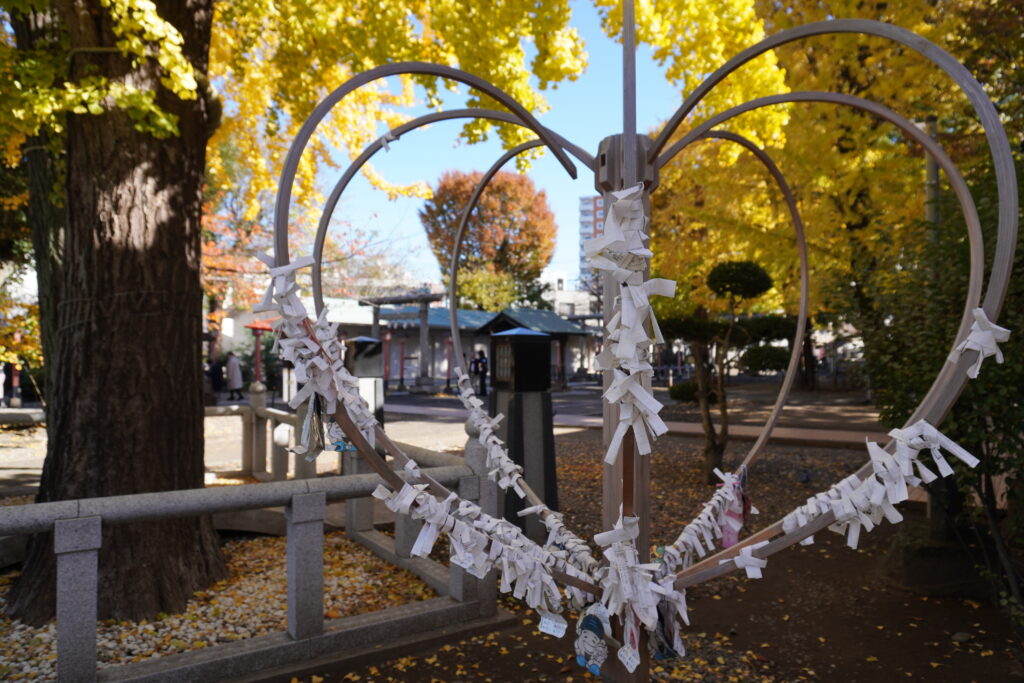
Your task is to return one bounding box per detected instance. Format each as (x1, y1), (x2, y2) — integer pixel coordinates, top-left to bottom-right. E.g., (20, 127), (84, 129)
(1, 0), (588, 624)
(648, 0), (972, 359)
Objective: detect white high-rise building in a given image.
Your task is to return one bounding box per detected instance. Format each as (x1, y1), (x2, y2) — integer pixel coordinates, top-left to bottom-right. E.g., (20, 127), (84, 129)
(578, 195), (605, 290)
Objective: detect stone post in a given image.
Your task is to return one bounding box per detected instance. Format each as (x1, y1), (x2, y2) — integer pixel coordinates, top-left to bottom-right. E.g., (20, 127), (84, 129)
(271, 419), (290, 481)
(241, 406), (254, 476)
(464, 418), (498, 617)
(291, 399), (317, 479)
(286, 492), (326, 639)
(55, 516), (102, 682)
(249, 381), (268, 477)
(343, 451), (374, 533)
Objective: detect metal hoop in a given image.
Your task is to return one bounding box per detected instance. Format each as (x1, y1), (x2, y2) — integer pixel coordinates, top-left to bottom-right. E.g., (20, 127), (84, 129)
(273, 62), (581, 268)
(685, 131), (811, 469)
(665, 91), (1000, 590)
(311, 109), (593, 314)
(444, 140), (546, 389)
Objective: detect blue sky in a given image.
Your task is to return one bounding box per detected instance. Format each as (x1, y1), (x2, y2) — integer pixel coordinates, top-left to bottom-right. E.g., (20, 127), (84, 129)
(325, 1), (682, 286)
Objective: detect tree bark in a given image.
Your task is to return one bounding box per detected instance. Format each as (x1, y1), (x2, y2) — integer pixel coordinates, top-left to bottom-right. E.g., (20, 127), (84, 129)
(10, 7), (65, 401)
(6, 0), (225, 626)
(692, 341), (723, 483)
(799, 327), (817, 391)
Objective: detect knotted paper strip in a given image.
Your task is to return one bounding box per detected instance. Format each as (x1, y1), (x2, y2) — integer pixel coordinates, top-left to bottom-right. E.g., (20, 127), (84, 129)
(583, 184), (676, 466)
(257, 253), (607, 624)
(782, 421), (979, 550)
(949, 307), (1010, 379)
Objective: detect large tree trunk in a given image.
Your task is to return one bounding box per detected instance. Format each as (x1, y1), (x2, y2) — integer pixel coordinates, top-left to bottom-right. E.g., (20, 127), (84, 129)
(6, 0), (225, 626)
(9, 8), (65, 401)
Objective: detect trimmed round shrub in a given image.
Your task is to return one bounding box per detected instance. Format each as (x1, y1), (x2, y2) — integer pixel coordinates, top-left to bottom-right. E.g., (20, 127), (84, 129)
(668, 380), (717, 404)
(741, 345), (791, 375)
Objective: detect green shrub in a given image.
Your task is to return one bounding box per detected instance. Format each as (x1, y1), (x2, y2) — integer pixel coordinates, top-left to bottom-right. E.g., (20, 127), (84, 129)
(741, 345), (790, 375)
(669, 380), (717, 404)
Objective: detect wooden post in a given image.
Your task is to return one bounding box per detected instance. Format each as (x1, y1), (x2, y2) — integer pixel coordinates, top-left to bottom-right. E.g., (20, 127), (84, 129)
(600, 3), (650, 678)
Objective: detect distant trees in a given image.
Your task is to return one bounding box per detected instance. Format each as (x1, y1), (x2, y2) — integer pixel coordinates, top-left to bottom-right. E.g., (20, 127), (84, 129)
(662, 261), (776, 483)
(420, 170), (557, 311)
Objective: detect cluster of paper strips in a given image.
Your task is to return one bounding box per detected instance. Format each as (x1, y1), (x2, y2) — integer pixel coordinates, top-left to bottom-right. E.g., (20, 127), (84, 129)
(657, 468), (754, 577)
(253, 253), (377, 455)
(453, 367), (600, 578)
(582, 184), (676, 465)
(256, 253), (599, 621)
(258, 238), (1002, 674)
(949, 307), (1011, 378)
(782, 419), (979, 550)
(372, 481), (594, 614)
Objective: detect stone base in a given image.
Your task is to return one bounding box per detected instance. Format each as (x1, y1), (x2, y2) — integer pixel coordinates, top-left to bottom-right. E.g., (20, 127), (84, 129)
(98, 599), (514, 682)
(409, 378), (436, 394)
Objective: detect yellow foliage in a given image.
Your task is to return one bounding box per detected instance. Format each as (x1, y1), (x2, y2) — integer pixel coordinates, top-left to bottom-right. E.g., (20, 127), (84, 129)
(207, 0), (588, 231)
(595, 0), (790, 153)
(651, 0), (971, 321)
(0, 301), (42, 366)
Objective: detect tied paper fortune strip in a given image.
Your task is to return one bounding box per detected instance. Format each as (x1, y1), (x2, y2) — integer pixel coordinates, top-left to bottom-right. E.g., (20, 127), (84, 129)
(256, 254), (600, 612)
(584, 184), (676, 465)
(453, 366), (600, 579)
(948, 307), (1011, 379)
(656, 467), (756, 578)
(255, 253), (378, 455)
(371, 482), (594, 616)
(592, 515), (690, 669)
(782, 419), (980, 551)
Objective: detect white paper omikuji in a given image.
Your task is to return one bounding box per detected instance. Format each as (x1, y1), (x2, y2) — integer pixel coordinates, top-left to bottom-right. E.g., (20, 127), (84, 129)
(582, 184), (676, 467)
(452, 367), (600, 579)
(948, 307), (1011, 378)
(781, 421), (980, 551)
(257, 253), (597, 623)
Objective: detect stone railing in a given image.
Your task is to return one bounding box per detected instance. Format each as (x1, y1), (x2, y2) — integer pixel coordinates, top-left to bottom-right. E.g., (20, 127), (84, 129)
(0, 422), (499, 682)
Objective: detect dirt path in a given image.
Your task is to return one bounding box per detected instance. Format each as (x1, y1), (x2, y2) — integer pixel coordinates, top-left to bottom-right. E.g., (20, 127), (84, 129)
(323, 429), (1021, 682)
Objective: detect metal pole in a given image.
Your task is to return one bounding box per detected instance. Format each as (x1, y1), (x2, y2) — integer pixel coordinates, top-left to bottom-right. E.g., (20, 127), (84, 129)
(418, 301), (430, 388)
(622, 0), (637, 187)
(445, 335), (453, 391)
(383, 330), (391, 389)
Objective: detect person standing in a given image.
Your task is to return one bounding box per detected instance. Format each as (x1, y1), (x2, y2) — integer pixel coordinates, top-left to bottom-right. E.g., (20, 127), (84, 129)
(0, 363), (6, 408)
(473, 349), (489, 397)
(226, 351), (244, 401)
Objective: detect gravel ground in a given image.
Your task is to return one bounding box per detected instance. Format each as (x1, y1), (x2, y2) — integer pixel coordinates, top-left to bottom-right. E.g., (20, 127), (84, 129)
(3, 424), (1004, 682)
(0, 531), (435, 680)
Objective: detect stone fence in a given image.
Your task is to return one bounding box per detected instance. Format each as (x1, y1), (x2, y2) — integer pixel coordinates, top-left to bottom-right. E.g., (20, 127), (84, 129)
(0, 418), (500, 682)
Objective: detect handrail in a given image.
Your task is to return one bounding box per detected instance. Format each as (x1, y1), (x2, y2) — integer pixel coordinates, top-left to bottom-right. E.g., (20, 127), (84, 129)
(0, 465), (470, 536)
(260, 406), (299, 425)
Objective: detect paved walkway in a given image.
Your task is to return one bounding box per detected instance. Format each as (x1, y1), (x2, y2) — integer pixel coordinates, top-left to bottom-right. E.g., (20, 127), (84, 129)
(381, 401), (887, 447)
(0, 383), (887, 496)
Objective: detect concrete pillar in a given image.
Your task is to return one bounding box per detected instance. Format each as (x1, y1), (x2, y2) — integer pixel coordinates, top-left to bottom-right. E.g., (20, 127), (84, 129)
(413, 301), (432, 392)
(286, 492), (326, 639)
(55, 516), (102, 682)
(394, 508), (422, 559)
(464, 419), (498, 617)
(271, 419), (290, 481)
(241, 407), (254, 476)
(343, 452), (374, 533)
(250, 382), (268, 476)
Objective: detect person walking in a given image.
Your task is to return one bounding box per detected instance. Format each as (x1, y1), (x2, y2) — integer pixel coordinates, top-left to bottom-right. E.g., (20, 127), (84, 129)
(226, 351), (244, 401)
(472, 349), (489, 397)
(0, 363), (6, 408)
